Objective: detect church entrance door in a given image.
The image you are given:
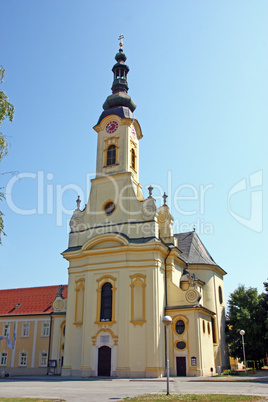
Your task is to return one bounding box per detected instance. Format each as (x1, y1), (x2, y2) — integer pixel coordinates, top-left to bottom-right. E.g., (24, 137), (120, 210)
(176, 356), (186, 376)
(98, 346), (111, 376)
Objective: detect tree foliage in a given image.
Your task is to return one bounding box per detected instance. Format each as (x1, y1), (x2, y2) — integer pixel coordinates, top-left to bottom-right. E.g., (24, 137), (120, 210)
(0, 66), (15, 243)
(226, 284), (268, 362)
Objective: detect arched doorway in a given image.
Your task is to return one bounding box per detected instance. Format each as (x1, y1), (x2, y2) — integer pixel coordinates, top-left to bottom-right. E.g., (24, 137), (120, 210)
(98, 346), (111, 376)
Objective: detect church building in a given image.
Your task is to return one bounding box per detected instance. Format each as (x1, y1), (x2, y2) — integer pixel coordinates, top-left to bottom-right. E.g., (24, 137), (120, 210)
(61, 38), (229, 378)
(0, 39), (229, 378)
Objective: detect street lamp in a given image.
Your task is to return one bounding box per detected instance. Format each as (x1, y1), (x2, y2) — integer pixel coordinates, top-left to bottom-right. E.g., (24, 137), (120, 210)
(163, 315), (172, 395)
(240, 330), (247, 374)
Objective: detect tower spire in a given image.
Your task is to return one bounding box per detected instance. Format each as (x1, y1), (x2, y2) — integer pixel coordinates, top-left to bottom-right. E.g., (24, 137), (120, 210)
(103, 35), (136, 112)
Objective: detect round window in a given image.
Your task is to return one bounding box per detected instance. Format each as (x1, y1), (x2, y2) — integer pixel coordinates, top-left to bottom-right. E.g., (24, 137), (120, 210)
(104, 201), (115, 216)
(176, 341), (186, 350)
(175, 320), (185, 335)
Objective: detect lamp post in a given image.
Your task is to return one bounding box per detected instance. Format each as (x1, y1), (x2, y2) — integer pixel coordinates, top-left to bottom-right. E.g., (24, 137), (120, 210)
(163, 315), (172, 395)
(240, 330), (247, 374)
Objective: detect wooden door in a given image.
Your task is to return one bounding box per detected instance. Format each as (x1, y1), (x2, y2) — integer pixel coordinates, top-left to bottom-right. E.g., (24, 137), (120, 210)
(176, 356), (186, 376)
(98, 346), (111, 376)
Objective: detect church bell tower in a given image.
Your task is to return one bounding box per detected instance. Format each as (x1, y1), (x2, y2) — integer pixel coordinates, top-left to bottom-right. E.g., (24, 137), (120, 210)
(93, 36), (142, 193)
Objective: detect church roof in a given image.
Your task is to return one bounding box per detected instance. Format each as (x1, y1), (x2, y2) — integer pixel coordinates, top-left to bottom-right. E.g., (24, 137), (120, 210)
(174, 231), (217, 266)
(97, 106), (135, 125)
(0, 285), (68, 317)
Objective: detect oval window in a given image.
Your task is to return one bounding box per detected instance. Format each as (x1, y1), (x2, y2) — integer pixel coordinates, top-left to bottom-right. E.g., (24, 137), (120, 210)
(175, 320), (185, 335)
(104, 201), (115, 216)
(176, 341), (186, 350)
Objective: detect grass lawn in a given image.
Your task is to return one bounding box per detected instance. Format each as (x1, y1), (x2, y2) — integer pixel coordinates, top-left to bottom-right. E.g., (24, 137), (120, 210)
(122, 395), (268, 401)
(0, 399), (64, 402)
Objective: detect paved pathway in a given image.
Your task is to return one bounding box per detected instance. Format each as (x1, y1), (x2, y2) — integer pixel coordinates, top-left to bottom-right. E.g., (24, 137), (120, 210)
(0, 372), (267, 401)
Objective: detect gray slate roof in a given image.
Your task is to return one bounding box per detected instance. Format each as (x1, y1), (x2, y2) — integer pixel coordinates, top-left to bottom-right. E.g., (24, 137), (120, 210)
(174, 231), (216, 265)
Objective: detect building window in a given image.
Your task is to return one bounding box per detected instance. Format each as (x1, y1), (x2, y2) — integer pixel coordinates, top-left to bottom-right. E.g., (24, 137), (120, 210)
(131, 148), (135, 169)
(3, 324), (10, 337)
(22, 323), (30, 337)
(100, 283), (112, 321)
(218, 286), (223, 304)
(96, 275), (117, 325)
(107, 145), (116, 166)
(19, 352), (27, 366)
(211, 317), (217, 344)
(207, 322), (211, 336)
(176, 341), (186, 350)
(175, 320), (185, 335)
(39, 351), (48, 367)
(203, 320), (206, 334)
(104, 201), (116, 216)
(41, 323), (50, 337)
(0, 352), (7, 366)
(191, 356), (197, 366)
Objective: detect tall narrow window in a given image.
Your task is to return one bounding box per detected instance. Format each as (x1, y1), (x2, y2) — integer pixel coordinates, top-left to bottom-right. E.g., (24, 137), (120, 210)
(100, 283), (112, 321)
(3, 324), (9, 337)
(39, 351), (48, 367)
(22, 323), (30, 337)
(19, 352), (27, 366)
(131, 148), (135, 169)
(0, 352), (7, 366)
(218, 286), (223, 304)
(107, 145), (116, 166)
(211, 317), (217, 344)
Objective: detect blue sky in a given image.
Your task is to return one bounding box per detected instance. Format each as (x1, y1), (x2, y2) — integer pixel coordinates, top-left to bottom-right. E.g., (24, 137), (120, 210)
(1, 0), (267, 301)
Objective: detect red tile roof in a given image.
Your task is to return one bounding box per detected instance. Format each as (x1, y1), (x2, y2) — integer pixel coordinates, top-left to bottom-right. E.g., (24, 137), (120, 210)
(0, 285), (68, 316)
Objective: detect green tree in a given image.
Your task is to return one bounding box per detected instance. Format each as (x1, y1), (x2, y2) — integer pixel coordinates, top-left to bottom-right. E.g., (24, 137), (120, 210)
(0, 66), (15, 243)
(226, 285), (267, 363)
(260, 279), (268, 344)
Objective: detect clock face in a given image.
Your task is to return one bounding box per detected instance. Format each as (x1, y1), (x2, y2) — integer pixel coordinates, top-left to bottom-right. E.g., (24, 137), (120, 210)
(131, 125), (137, 139)
(106, 120), (118, 134)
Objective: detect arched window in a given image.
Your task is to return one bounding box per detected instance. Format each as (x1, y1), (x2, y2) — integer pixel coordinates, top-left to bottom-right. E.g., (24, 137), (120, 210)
(218, 286), (223, 304)
(131, 148), (135, 169)
(107, 145), (116, 166)
(100, 283), (112, 321)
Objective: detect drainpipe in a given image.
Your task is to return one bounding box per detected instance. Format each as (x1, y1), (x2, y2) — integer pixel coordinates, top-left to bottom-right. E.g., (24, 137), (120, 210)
(164, 246), (172, 310)
(47, 314), (53, 375)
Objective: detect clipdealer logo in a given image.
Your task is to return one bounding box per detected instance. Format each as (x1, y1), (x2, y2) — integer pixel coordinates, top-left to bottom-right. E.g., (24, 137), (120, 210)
(227, 170), (263, 233)
(4, 170), (263, 233)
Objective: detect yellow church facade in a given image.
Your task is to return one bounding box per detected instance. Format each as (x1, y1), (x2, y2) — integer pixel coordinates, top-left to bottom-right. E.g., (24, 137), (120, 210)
(0, 41), (229, 378)
(61, 40), (229, 378)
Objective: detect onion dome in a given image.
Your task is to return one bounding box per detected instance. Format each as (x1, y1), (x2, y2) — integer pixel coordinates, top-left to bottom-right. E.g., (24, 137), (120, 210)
(103, 35), (136, 112)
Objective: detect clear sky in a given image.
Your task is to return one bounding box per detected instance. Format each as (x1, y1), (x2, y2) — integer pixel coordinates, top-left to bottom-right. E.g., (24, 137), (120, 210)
(1, 0), (267, 302)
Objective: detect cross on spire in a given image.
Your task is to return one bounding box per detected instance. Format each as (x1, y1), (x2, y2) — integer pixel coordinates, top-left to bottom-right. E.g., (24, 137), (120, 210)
(118, 33), (124, 49)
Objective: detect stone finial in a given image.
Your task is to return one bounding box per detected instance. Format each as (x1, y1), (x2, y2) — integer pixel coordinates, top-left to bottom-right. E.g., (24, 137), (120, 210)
(163, 192), (168, 206)
(76, 195), (81, 210)
(56, 285), (64, 298)
(148, 185), (154, 198)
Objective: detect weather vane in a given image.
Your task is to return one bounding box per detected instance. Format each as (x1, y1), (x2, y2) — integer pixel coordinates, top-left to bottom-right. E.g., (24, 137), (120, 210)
(118, 33), (124, 49)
